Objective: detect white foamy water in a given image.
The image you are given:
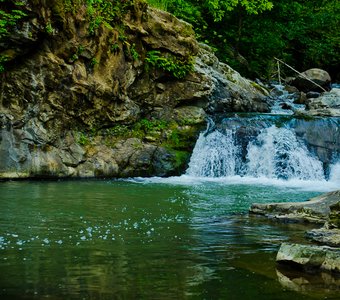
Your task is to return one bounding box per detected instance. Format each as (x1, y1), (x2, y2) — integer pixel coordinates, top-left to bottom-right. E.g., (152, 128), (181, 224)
(186, 125), (327, 181)
(129, 174), (339, 193)
(245, 126), (324, 180)
(186, 129), (239, 177)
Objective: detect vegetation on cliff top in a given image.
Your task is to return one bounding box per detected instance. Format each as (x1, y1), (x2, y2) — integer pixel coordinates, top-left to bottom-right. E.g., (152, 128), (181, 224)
(148, 0), (340, 80)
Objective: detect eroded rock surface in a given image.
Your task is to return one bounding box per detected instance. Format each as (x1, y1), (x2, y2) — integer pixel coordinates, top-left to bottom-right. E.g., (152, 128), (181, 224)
(0, 1), (268, 179)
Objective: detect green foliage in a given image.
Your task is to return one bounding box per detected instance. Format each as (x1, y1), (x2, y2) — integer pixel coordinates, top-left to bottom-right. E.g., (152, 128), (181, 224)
(130, 43), (139, 61)
(90, 57), (98, 67)
(145, 50), (194, 79)
(0, 1), (27, 39)
(85, 0), (131, 35)
(153, 0), (339, 79)
(77, 132), (90, 145)
(0, 54), (8, 73)
(45, 22), (53, 34)
(70, 45), (85, 62)
(200, 0), (273, 21)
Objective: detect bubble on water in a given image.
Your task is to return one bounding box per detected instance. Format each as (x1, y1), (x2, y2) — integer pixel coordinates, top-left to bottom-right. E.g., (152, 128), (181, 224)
(86, 227), (92, 233)
(56, 240), (63, 244)
(16, 240), (24, 246)
(12, 234), (18, 238)
(43, 238), (50, 244)
(133, 222), (139, 229)
(80, 236), (86, 241)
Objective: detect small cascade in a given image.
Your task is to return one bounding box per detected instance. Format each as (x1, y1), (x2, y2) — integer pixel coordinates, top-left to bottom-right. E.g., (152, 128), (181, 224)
(270, 84), (305, 115)
(245, 126), (324, 180)
(186, 129), (240, 177)
(186, 117), (339, 181)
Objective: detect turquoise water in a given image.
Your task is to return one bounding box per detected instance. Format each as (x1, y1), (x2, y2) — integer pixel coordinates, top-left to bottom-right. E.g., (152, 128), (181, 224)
(0, 179), (338, 299)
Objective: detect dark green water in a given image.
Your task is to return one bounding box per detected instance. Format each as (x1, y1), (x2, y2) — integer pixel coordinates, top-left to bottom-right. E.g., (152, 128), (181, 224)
(0, 179), (338, 299)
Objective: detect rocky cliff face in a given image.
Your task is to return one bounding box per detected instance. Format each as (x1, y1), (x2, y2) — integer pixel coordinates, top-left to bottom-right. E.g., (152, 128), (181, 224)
(0, 0), (268, 179)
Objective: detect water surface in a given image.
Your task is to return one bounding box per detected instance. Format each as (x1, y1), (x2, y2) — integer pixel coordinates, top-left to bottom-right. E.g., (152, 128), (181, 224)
(0, 179), (338, 299)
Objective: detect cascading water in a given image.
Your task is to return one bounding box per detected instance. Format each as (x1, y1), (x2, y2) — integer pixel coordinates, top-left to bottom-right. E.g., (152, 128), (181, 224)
(245, 126), (324, 180)
(186, 129), (240, 177)
(186, 117), (340, 182)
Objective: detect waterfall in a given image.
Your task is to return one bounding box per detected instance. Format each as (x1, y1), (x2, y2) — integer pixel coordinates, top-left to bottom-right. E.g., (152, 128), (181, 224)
(329, 163), (340, 182)
(186, 129), (240, 177)
(245, 126), (324, 180)
(186, 121), (334, 181)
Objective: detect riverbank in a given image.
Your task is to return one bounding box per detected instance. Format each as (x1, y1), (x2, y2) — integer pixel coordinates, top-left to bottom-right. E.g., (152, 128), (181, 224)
(250, 190), (340, 275)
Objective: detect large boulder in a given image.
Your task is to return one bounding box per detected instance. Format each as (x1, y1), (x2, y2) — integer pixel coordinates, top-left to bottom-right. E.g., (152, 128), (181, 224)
(194, 44), (270, 113)
(291, 68), (331, 93)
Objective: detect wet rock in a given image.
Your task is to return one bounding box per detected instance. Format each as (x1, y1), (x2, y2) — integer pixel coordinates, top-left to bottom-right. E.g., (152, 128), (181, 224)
(293, 92), (307, 105)
(306, 91), (321, 99)
(276, 243), (340, 273)
(249, 190), (340, 224)
(195, 45), (270, 114)
(306, 88), (340, 117)
(291, 68), (331, 93)
(306, 228), (340, 247)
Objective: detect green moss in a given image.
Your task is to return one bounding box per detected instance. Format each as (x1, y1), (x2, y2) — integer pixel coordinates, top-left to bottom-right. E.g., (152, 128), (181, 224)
(0, 54), (8, 73)
(0, 1), (27, 39)
(172, 150), (190, 169)
(77, 132), (90, 146)
(145, 50), (194, 79)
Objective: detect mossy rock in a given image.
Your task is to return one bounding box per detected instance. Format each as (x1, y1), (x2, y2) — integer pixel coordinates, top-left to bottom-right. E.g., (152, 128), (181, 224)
(329, 202), (340, 228)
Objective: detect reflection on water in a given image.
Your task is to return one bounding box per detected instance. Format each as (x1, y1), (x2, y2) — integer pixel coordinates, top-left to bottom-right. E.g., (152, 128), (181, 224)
(277, 266), (340, 295)
(0, 180), (338, 299)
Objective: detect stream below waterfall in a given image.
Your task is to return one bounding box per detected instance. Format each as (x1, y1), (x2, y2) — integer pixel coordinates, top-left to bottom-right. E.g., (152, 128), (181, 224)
(0, 177), (339, 299)
(1, 109), (340, 299)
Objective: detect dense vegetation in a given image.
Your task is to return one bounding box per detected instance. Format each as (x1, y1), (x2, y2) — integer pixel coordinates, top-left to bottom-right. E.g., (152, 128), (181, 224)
(1, 0), (339, 79)
(148, 0), (340, 80)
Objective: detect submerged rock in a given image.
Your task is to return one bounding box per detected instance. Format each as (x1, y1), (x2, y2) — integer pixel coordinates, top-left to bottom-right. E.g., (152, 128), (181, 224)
(276, 265), (340, 294)
(276, 243), (340, 273)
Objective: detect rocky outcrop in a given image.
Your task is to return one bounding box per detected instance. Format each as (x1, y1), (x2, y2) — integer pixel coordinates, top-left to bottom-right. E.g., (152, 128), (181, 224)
(194, 44), (270, 113)
(0, 1), (268, 179)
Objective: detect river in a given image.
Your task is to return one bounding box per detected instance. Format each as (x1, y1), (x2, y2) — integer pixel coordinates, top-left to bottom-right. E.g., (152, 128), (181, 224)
(0, 177), (339, 299)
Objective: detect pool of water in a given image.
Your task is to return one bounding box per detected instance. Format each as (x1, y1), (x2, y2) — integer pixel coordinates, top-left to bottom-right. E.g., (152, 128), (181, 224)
(0, 178), (338, 299)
